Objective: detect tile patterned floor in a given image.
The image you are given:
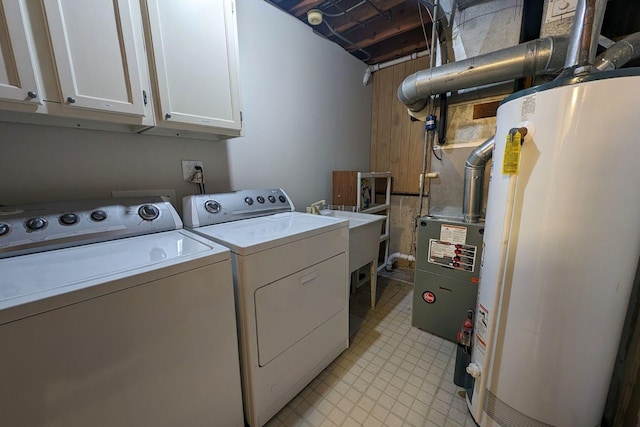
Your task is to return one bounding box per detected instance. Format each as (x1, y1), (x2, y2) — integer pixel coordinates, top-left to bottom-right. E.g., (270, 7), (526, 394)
(265, 274), (477, 427)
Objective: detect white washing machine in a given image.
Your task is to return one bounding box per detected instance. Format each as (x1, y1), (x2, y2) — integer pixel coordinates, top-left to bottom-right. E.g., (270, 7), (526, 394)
(0, 197), (244, 427)
(183, 189), (350, 427)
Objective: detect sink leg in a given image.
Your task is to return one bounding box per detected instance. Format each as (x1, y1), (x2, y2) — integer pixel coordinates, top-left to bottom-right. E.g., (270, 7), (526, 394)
(370, 260), (377, 309)
(350, 271), (357, 295)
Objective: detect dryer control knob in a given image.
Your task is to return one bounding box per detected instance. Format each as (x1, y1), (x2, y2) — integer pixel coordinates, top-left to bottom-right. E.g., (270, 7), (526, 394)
(205, 200), (221, 214)
(26, 217), (48, 231)
(0, 223), (10, 236)
(59, 213), (79, 225)
(138, 204), (160, 221)
(91, 210), (108, 222)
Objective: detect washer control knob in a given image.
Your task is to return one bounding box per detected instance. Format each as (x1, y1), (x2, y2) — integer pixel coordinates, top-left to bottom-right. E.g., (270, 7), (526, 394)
(204, 200), (221, 214)
(59, 213), (79, 225)
(257, 196), (265, 204)
(268, 195), (276, 203)
(26, 217), (48, 231)
(278, 195), (286, 203)
(0, 223), (10, 236)
(244, 197), (254, 206)
(138, 204), (160, 221)
(91, 210), (108, 222)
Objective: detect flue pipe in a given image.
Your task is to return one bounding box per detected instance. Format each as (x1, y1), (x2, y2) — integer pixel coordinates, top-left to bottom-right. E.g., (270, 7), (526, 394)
(563, 0), (608, 70)
(397, 35), (570, 118)
(596, 32), (640, 71)
(462, 136), (495, 223)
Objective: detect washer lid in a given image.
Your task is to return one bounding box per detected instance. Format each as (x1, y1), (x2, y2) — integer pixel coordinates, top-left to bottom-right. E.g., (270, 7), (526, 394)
(188, 212), (348, 255)
(0, 230), (229, 315)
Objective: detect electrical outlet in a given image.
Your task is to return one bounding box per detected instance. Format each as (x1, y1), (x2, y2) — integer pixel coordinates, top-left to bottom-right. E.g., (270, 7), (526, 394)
(182, 160), (204, 183)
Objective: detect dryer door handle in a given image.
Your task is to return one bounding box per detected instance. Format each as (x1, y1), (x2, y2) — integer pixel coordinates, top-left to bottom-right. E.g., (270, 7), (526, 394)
(300, 272), (319, 286)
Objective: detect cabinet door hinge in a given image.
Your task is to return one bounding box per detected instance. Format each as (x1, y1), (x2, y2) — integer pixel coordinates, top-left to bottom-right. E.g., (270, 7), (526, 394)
(143, 90), (148, 106)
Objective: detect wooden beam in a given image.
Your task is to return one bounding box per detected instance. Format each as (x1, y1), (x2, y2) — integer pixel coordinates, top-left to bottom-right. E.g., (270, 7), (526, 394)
(344, 3), (429, 51)
(291, 0), (324, 17)
(472, 101), (501, 119)
(315, 0), (406, 34)
(364, 27), (430, 64)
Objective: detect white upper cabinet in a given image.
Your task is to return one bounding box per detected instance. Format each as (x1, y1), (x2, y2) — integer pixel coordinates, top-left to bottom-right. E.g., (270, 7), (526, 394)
(0, 0), (42, 109)
(0, 0), (242, 138)
(42, 0), (148, 118)
(142, 0), (242, 137)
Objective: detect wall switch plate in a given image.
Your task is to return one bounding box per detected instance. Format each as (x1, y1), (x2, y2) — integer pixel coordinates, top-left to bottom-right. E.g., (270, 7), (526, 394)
(182, 160), (204, 183)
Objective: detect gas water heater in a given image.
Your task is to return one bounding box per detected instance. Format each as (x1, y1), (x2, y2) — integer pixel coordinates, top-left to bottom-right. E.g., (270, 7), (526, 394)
(465, 70), (640, 426)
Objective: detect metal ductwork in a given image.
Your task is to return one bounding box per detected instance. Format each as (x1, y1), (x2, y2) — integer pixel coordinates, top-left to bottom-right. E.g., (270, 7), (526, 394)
(397, 35), (570, 118)
(397, 0), (610, 118)
(596, 32), (640, 71)
(462, 136), (494, 223)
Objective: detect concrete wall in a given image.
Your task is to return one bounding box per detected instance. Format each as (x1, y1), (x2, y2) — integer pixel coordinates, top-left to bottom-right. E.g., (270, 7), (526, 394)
(0, 0), (372, 214)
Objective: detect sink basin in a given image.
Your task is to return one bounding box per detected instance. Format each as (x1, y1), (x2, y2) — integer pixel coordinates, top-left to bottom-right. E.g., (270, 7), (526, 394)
(320, 210), (384, 309)
(323, 210), (384, 273)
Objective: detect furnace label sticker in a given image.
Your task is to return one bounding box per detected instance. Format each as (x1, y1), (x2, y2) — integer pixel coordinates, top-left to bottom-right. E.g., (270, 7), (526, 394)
(427, 239), (477, 272)
(475, 304), (489, 354)
(439, 224), (467, 244)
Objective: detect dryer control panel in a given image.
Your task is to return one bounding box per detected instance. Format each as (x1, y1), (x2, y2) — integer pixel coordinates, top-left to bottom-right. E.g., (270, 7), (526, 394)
(0, 197), (182, 259)
(182, 188), (294, 228)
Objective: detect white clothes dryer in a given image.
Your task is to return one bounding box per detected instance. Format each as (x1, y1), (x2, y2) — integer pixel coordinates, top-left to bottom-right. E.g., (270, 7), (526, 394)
(0, 197), (243, 427)
(183, 189), (350, 427)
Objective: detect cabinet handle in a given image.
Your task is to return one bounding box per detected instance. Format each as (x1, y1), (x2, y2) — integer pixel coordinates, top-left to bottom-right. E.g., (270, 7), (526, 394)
(27, 91), (37, 99)
(67, 96), (76, 104)
(165, 113), (172, 119)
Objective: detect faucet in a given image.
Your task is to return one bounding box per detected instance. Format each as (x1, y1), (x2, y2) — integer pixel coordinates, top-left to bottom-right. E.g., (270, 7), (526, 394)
(306, 200), (325, 215)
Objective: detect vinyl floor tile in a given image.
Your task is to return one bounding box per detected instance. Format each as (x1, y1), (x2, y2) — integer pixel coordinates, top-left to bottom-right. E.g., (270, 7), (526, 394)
(267, 272), (476, 427)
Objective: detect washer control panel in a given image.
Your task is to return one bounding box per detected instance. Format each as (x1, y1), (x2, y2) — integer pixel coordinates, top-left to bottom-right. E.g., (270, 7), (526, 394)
(0, 197), (182, 259)
(182, 188), (294, 228)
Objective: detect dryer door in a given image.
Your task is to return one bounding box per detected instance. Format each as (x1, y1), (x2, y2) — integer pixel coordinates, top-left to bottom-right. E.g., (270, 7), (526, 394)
(254, 253), (346, 366)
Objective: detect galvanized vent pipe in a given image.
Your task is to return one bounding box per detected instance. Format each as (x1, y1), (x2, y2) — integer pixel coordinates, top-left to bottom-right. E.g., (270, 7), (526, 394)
(462, 136), (495, 223)
(596, 32), (640, 71)
(563, 0), (608, 70)
(397, 35), (570, 117)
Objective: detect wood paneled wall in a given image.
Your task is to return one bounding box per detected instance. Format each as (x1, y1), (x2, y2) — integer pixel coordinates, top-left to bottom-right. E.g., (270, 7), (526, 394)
(370, 56), (430, 195)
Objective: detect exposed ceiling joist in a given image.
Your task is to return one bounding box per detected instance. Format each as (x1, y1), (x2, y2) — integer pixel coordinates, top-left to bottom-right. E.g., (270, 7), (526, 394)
(268, 0), (640, 67)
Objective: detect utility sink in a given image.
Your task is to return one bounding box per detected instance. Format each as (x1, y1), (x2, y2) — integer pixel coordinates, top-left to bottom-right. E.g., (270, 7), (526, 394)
(322, 210), (384, 308)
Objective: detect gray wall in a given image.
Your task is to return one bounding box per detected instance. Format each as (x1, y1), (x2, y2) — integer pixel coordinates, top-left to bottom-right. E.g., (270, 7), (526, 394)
(0, 0), (372, 214)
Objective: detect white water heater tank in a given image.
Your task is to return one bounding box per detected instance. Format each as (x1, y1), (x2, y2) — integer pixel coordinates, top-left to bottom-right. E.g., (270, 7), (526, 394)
(467, 70), (640, 426)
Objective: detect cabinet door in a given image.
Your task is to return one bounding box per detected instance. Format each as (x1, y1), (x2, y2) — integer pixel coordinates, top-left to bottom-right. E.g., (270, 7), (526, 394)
(144, 0), (242, 133)
(42, 0), (146, 117)
(0, 0), (42, 107)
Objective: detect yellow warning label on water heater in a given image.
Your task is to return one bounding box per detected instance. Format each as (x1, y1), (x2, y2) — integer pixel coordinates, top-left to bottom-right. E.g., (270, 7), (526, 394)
(502, 130), (522, 175)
